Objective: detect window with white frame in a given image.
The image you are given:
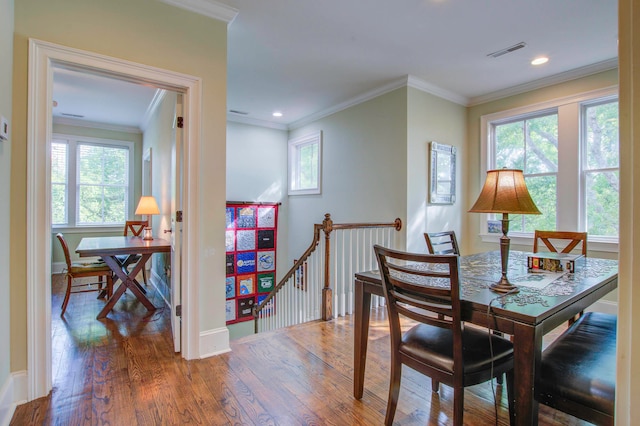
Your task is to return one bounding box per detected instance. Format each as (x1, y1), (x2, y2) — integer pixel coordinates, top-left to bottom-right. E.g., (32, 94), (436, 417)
(51, 134), (134, 228)
(481, 89), (619, 241)
(288, 131), (322, 195)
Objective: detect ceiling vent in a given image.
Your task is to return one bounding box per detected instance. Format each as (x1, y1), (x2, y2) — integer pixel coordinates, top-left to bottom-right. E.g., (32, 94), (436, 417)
(61, 113), (85, 118)
(487, 42), (527, 58)
(229, 109), (249, 115)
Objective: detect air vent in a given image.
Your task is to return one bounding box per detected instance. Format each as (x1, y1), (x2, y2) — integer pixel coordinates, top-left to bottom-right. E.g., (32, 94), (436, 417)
(61, 113), (85, 118)
(487, 42), (527, 58)
(229, 109), (249, 115)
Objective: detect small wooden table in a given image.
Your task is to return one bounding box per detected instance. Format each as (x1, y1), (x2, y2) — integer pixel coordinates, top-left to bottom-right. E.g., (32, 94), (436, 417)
(354, 250), (618, 426)
(76, 236), (171, 319)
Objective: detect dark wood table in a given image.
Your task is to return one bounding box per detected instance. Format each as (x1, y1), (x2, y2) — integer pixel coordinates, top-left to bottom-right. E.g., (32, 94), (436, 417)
(353, 250), (618, 426)
(76, 236), (171, 319)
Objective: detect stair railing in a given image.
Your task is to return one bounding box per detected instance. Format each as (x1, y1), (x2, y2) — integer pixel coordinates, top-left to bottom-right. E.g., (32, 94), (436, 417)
(253, 214), (402, 333)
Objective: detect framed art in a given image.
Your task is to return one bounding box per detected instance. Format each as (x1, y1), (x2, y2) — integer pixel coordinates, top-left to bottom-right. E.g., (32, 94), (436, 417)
(429, 142), (456, 204)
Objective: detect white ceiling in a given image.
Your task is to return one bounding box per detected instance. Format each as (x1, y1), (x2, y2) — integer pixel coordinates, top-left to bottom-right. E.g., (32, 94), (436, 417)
(52, 0), (618, 131)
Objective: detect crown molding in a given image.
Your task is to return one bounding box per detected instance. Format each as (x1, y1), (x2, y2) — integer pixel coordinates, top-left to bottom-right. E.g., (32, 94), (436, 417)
(468, 58), (619, 106)
(140, 89), (167, 132)
(288, 75), (468, 130)
(158, 0), (239, 24)
(406, 75), (469, 106)
(52, 116), (142, 134)
(288, 77), (409, 130)
(227, 113), (289, 131)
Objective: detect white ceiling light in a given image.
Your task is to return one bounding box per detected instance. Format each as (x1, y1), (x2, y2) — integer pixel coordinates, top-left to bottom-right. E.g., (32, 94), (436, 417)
(531, 56), (549, 65)
(272, 111), (283, 117)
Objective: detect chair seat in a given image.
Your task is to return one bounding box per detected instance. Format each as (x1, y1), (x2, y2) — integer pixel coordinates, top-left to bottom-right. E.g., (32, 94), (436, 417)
(401, 323), (514, 375)
(69, 261), (112, 274)
(536, 312), (616, 418)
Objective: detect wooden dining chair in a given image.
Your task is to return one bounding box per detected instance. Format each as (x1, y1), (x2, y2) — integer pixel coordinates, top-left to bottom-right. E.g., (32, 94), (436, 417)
(424, 231), (460, 255)
(374, 245), (514, 426)
(534, 230), (588, 324)
(533, 230), (588, 255)
(119, 220), (148, 285)
(56, 233), (113, 316)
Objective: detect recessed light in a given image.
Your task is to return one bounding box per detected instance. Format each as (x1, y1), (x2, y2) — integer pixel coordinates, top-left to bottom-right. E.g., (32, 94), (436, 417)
(531, 57), (549, 66)
(272, 111), (283, 117)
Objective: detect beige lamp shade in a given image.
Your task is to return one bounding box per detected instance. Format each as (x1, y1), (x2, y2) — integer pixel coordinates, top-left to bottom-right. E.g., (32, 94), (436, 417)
(469, 169), (541, 215)
(135, 196), (160, 216)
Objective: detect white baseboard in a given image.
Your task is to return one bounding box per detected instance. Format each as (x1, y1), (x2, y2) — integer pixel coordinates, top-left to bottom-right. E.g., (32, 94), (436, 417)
(150, 269), (170, 308)
(0, 371), (27, 426)
(588, 299), (618, 315)
(52, 262), (65, 274)
(199, 327), (231, 359)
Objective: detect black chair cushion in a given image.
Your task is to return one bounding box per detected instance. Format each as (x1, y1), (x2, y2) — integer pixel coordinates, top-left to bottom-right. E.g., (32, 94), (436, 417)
(401, 323), (514, 375)
(536, 312), (616, 417)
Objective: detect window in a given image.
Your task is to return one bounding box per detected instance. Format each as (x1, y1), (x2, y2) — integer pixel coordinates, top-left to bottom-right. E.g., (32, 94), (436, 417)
(481, 88), (619, 242)
(51, 134), (134, 228)
(288, 131), (322, 195)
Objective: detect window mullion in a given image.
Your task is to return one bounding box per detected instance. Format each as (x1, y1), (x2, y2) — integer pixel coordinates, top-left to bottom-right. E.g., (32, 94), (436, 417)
(556, 103), (581, 231)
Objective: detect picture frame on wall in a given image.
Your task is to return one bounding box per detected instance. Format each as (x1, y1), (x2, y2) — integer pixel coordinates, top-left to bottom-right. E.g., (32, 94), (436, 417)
(429, 141), (456, 204)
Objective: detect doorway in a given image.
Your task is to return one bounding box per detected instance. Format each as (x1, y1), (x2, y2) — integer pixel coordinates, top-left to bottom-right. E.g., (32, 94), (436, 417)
(27, 39), (201, 400)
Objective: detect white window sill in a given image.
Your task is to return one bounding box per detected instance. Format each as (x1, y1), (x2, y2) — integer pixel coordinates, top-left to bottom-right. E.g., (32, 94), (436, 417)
(51, 225), (123, 234)
(478, 233), (619, 254)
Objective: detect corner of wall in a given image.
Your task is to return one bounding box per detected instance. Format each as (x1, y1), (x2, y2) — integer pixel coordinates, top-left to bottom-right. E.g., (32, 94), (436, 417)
(0, 370), (27, 426)
(199, 327), (231, 359)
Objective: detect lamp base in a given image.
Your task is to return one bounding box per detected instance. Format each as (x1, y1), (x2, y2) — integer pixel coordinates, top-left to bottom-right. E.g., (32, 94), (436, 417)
(142, 227), (154, 241)
(490, 277), (519, 294)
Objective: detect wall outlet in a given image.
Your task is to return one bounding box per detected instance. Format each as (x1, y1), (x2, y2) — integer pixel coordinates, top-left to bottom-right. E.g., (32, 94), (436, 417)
(0, 116), (8, 141)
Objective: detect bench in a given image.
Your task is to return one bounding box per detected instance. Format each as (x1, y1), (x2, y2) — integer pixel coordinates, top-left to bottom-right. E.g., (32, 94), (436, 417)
(535, 312), (616, 425)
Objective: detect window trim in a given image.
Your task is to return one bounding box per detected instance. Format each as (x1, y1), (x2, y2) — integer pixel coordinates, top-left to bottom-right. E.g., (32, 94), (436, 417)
(478, 86), (619, 252)
(51, 133), (135, 230)
(288, 131), (322, 196)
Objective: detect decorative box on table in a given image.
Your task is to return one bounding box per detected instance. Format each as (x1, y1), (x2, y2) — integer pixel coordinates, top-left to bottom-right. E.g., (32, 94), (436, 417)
(527, 252), (585, 273)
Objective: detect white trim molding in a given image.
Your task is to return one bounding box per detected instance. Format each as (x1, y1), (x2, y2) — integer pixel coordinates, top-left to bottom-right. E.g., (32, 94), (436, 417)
(199, 327), (231, 359)
(158, 0), (239, 24)
(27, 38), (204, 401)
(0, 371), (27, 426)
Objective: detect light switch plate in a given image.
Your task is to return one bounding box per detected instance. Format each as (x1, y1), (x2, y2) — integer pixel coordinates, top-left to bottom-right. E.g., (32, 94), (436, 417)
(0, 116), (8, 141)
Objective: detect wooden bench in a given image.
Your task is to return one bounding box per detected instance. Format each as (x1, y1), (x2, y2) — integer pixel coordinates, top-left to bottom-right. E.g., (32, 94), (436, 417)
(535, 312), (616, 426)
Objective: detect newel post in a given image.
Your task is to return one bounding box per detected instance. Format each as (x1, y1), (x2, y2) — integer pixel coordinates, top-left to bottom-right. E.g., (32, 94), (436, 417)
(321, 213), (333, 320)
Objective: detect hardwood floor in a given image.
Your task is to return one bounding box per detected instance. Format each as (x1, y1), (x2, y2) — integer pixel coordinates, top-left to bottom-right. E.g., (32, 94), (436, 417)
(11, 274), (590, 425)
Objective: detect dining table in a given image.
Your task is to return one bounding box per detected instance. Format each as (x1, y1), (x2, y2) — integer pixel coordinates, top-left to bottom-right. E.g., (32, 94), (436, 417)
(353, 250), (618, 426)
(76, 236), (171, 319)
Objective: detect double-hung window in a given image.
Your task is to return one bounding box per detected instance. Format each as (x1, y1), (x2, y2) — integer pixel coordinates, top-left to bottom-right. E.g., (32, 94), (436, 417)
(481, 88), (619, 246)
(288, 131), (322, 195)
(51, 134), (134, 228)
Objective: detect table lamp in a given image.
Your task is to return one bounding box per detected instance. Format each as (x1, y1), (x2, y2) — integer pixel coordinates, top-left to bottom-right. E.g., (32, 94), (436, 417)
(135, 196), (160, 240)
(469, 169), (541, 293)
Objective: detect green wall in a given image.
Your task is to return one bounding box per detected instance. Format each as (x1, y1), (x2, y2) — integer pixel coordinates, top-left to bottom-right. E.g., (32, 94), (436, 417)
(0, 0), (14, 398)
(12, 0), (227, 371)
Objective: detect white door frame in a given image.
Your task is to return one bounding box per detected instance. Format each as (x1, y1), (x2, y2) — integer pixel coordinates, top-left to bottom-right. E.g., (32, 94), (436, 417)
(27, 39), (202, 400)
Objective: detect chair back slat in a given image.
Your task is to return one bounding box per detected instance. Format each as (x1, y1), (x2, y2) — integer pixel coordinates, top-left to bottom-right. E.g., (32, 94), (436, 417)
(424, 231), (460, 255)
(533, 230), (587, 255)
(374, 245), (461, 334)
(124, 220), (148, 237)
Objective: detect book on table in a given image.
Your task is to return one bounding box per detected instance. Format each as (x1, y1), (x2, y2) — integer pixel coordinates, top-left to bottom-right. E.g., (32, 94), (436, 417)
(527, 252), (585, 273)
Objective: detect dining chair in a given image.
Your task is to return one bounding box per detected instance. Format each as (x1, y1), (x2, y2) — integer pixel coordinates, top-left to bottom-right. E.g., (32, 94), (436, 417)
(374, 245), (514, 426)
(119, 220), (148, 285)
(56, 233), (113, 316)
(424, 231), (460, 255)
(533, 230), (588, 324)
(535, 312), (616, 425)
(533, 230), (587, 255)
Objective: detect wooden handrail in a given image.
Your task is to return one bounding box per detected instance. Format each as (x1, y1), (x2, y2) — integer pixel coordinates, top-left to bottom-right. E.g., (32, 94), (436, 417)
(253, 214), (402, 332)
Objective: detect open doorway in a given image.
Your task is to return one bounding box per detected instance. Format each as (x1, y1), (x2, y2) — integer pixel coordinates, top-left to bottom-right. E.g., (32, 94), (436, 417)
(27, 39), (201, 400)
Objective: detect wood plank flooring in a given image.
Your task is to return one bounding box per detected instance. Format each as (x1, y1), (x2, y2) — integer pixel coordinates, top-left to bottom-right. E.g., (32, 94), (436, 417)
(11, 274), (590, 425)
